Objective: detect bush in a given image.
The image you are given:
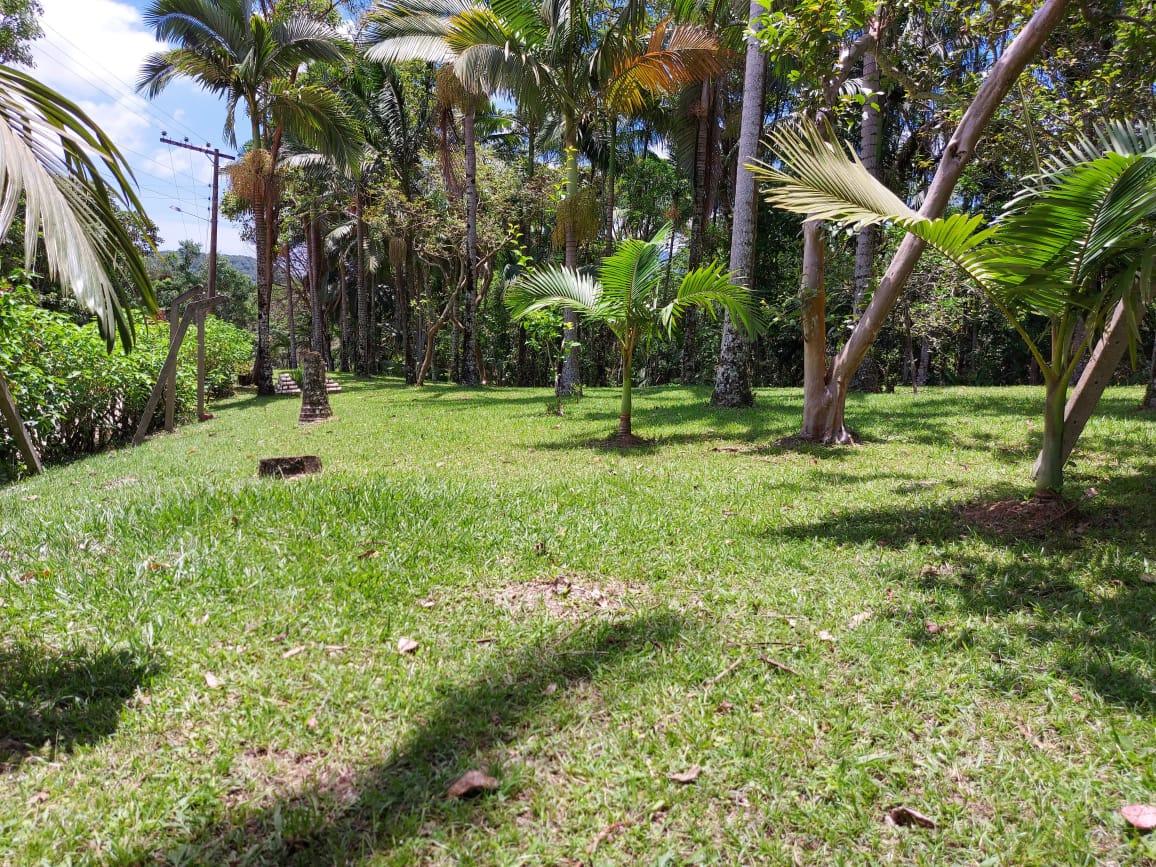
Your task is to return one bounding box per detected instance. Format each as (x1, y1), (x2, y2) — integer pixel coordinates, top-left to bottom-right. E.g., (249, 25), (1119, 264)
(0, 284), (253, 477)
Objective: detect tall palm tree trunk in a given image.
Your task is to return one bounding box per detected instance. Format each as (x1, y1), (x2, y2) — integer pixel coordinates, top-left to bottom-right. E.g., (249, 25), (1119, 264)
(340, 258), (353, 372)
(285, 243), (298, 369)
(461, 107), (482, 386)
(355, 191), (371, 376)
(712, 0), (765, 408)
(681, 79), (715, 384)
(252, 183), (275, 394)
(557, 117), (581, 396)
(852, 45), (881, 321)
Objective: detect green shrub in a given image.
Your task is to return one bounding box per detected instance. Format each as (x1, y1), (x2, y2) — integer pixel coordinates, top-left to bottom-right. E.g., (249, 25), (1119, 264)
(0, 284), (253, 477)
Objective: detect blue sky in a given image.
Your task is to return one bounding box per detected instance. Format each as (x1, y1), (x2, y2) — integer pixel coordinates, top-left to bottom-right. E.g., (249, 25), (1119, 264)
(30, 0), (252, 255)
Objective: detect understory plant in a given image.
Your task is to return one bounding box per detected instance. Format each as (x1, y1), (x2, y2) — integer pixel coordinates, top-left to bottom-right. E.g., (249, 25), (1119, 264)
(755, 119), (1156, 495)
(507, 226), (765, 444)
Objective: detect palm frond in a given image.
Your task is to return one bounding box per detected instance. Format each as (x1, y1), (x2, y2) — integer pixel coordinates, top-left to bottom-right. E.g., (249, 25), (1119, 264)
(659, 261), (765, 338)
(506, 265), (602, 320)
(0, 64), (155, 350)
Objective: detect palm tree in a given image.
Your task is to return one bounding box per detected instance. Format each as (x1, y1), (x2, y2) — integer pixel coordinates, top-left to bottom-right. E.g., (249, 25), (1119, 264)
(0, 63), (158, 473)
(140, 0), (357, 395)
(755, 119), (1156, 495)
(364, 0), (720, 394)
(507, 226), (765, 445)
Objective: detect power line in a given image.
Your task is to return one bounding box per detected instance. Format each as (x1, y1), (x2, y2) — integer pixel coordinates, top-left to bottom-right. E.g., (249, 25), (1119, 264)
(40, 21), (212, 146)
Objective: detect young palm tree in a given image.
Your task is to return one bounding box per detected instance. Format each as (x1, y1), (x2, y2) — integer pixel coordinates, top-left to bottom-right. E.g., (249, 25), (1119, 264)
(507, 226), (766, 445)
(363, 0), (720, 394)
(754, 119), (1156, 495)
(0, 63), (158, 472)
(139, 0), (357, 395)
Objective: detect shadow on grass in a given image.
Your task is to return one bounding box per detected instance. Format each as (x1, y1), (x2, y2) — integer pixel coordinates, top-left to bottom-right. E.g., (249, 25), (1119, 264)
(0, 643), (161, 770)
(771, 471), (1156, 711)
(155, 612), (683, 864)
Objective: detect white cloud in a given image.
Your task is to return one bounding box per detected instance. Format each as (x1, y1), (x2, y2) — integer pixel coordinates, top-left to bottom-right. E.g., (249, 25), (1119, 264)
(28, 0), (254, 257)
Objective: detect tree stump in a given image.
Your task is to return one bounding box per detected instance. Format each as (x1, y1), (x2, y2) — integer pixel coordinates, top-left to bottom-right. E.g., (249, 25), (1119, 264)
(298, 350), (333, 424)
(258, 456), (322, 478)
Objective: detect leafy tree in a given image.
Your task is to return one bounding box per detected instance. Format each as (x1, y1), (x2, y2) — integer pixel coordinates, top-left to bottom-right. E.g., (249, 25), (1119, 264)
(140, 0), (358, 394)
(507, 226), (765, 444)
(756, 118), (1156, 494)
(0, 0), (41, 65)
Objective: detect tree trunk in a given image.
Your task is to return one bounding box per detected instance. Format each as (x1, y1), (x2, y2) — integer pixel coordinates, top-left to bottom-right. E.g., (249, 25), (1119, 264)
(0, 368), (43, 474)
(285, 243), (298, 369)
(1036, 373), (1067, 495)
(917, 336), (930, 386)
(618, 344), (634, 439)
(461, 107), (482, 386)
(803, 0), (1071, 441)
(252, 189), (275, 395)
(339, 260), (353, 373)
(852, 42), (882, 320)
(681, 78), (717, 385)
(712, 0), (765, 408)
(308, 210), (326, 356)
(1032, 300), (1131, 476)
(558, 117), (581, 396)
(355, 190), (370, 376)
(799, 221), (835, 441)
(1143, 324), (1156, 410)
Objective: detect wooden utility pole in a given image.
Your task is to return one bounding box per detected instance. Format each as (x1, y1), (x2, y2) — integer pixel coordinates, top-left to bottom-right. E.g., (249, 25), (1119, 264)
(160, 135), (235, 420)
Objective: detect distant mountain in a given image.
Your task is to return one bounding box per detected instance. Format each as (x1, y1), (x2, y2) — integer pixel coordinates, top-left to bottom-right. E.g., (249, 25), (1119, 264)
(154, 250), (258, 282)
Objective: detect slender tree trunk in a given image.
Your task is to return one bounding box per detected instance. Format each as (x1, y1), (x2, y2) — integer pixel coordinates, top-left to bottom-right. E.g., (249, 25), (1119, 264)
(799, 221), (831, 440)
(252, 188), (275, 394)
(902, 296), (918, 393)
(339, 259), (353, 373)
(558, 117), (581, 396)
(1144, 325), (1156, 410)
(285, 243), (297, 369)
(681, 78), (717, 384)
(803, 0), (1071, 441)
(355, 190), (370, 376)
(1036, 373), (1067, 495)
(712, 0), (765, 408)
(308, 210), (326, 357)
(250, 113), (276, 396)
(1032, 300), (1131, 476)
(617, 344), (634, 439)
(852, 42), (882, 320)
(461, 107), (482, 386)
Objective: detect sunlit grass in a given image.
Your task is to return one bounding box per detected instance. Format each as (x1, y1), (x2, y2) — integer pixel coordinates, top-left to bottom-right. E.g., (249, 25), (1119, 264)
(1, 379), (1154, 864)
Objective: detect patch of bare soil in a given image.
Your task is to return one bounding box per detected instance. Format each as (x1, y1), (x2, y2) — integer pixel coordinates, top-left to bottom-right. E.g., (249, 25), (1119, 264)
(960, 495), (1080, 536)
(227, 747), (358, 809)
(493, 574), (645, 621)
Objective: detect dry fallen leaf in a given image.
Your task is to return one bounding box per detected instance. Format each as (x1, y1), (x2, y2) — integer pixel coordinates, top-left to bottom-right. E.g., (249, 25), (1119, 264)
(282, 645), (306, 659)
(668, 765), (702, 784)
(847, 611), (873, 629)
(447, 769), (499, 798)
(924, 620), (943, 635)
(417, 597), (438, 608)
(543, 682), (558, 695)
(1121, 804), (1156, 832)
(885, 806), (937, 829)
(204, 672), (222, 689)
(817, 630), (836, 643)
(1140, 574), (1156, 585)
(397, 637), (419, 654)
(306, 716), (318, 730)
(27, 791), (48, 806)
(715, 701), (734, 714)
(358, 548), (380, 560)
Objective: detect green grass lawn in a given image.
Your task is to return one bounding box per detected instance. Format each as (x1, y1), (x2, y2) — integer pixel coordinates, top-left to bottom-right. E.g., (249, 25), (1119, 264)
(2, 379), (1154, 865)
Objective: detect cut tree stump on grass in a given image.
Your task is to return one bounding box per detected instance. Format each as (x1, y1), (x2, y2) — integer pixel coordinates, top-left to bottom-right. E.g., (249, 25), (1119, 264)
(298, 351), (333, 424)
(258, 456), (322, 478)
